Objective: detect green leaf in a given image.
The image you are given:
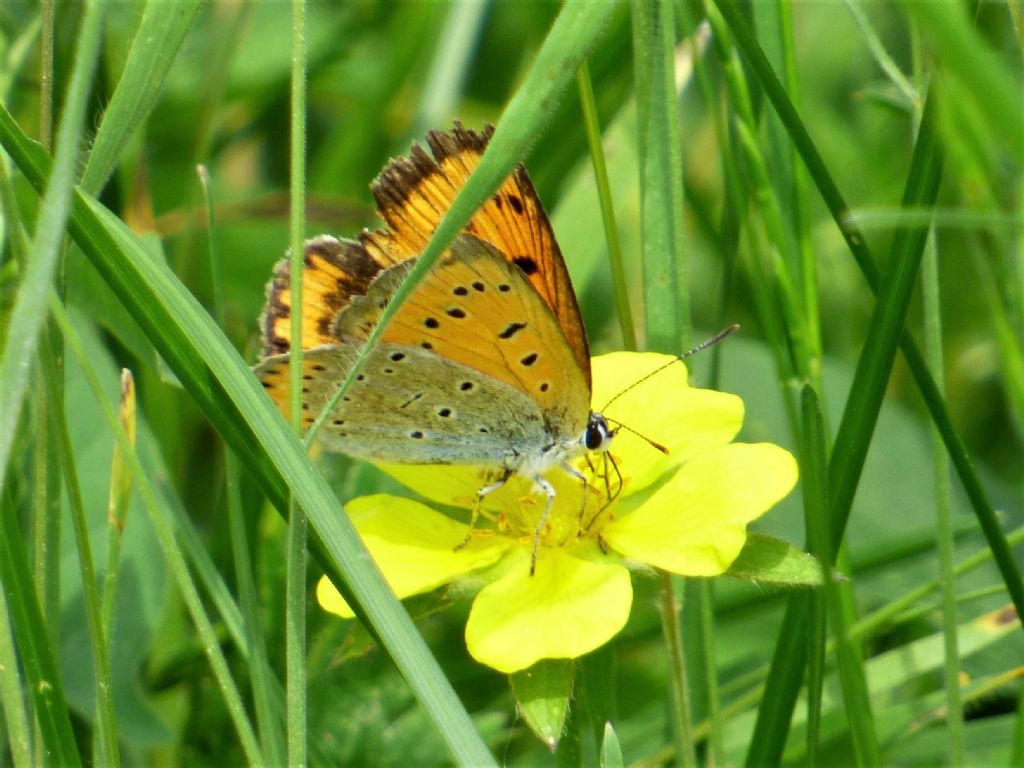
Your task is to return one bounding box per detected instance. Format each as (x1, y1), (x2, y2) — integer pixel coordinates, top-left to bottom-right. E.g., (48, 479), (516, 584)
(510, 659), (575, 750)
(599, 721), (624, 768)
(724, 533), (829, 587)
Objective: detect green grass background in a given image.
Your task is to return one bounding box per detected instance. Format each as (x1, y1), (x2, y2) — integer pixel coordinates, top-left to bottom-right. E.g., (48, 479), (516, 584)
(0, 0), (1021, 765)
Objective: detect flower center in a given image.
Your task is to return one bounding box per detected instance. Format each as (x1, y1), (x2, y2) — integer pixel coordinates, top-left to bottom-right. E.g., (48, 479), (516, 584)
(493, 452), (626, 549)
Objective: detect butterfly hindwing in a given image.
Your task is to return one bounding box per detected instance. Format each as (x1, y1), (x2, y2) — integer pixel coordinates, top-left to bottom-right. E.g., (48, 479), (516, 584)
(260, 235), (398, 357)
(255, 343), (557, 466)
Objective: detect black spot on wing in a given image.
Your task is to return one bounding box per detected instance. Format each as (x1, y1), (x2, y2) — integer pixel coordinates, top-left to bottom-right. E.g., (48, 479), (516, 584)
(513, 256), (538, 275)
(499, 321), (527, 339)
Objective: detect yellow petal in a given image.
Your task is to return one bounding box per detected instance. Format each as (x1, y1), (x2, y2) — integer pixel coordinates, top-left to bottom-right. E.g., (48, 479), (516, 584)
(602, 443), (797, 575)
(465, 548), (632, 673)
(316, 494), (510, 618)
(591, 352), (744, 492)
(374, 463), (485, 510)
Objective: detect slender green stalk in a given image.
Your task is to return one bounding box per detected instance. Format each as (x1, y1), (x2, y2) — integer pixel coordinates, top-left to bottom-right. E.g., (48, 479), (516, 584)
(777, 0), (823, 399)
(913, 14), (962, 762)
(39, 341), (121, 768)
(39, 0), (54, 150)
(577, 60), (637, 351)
(99, 371), (132, 689)
(227, 449), (286, 766)
(697, 580), (724, 767)
(287, 2), (309, 765)
(49, 295), (266, 766)
(703, 1), (807, 380)
(732, 119), (807, 373)
(658, 572), (695, 768)
(826, 552), (879, 765)
(0, 588), (31, 768)
(921, 159), (964, 768)
(800, 386), (828, 767)
(100, 374), (134, 765)
(699, 0), (801, 436)
(675, 3), (741, 394)
(843, 0), (917, 106)
(699, 250), (727, 767)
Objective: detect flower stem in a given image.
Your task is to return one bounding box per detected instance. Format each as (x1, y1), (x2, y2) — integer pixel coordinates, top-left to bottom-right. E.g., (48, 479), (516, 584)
(658, 570), (695, 767)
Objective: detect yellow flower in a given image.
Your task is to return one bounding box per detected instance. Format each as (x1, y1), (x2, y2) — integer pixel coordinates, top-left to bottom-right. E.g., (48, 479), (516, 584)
(317, 352), (798, 673)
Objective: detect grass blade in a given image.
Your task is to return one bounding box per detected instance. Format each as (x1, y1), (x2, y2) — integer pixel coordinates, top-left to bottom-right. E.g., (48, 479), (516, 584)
(80, 0), (203, 195)
(577, 60), (637, 351)
(286, 1), (309, 765)
(800, 386), (828, 766)
(632, 0), (687, 350)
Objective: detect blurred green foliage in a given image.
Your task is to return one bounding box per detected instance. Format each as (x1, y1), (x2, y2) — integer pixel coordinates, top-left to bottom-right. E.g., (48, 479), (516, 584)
(0, 1), (1021, 765)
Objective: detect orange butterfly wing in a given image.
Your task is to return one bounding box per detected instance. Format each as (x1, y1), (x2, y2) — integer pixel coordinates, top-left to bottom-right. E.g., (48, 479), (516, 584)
(260, 235), (400, 357)
(360, 122), (591, 386)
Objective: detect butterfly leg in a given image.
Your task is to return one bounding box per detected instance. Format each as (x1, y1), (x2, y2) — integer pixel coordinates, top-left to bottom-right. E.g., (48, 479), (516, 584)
(581, 453), (623, 534)
(455, 469), (512, 551)
(529, 474), (558, 576)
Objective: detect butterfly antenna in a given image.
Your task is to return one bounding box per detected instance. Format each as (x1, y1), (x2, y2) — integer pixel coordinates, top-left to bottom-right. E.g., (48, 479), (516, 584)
(601, 324), (740, 411)
(606, 418), (669, 454)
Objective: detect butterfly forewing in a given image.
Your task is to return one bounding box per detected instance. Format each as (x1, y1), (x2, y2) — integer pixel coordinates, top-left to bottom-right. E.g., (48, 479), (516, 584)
(361, 122), (591, 386)
(332, 235), (589, 440)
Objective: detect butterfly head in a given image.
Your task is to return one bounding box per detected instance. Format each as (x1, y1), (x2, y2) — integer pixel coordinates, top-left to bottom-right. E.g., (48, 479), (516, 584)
(584, 412), (615, 453)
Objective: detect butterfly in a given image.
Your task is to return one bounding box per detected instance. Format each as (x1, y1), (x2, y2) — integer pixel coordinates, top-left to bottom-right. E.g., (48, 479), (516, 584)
(254, 123), (614, 554)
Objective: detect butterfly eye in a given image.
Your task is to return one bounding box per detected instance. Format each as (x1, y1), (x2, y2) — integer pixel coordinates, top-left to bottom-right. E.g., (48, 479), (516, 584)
(585, 414), (612, 452)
